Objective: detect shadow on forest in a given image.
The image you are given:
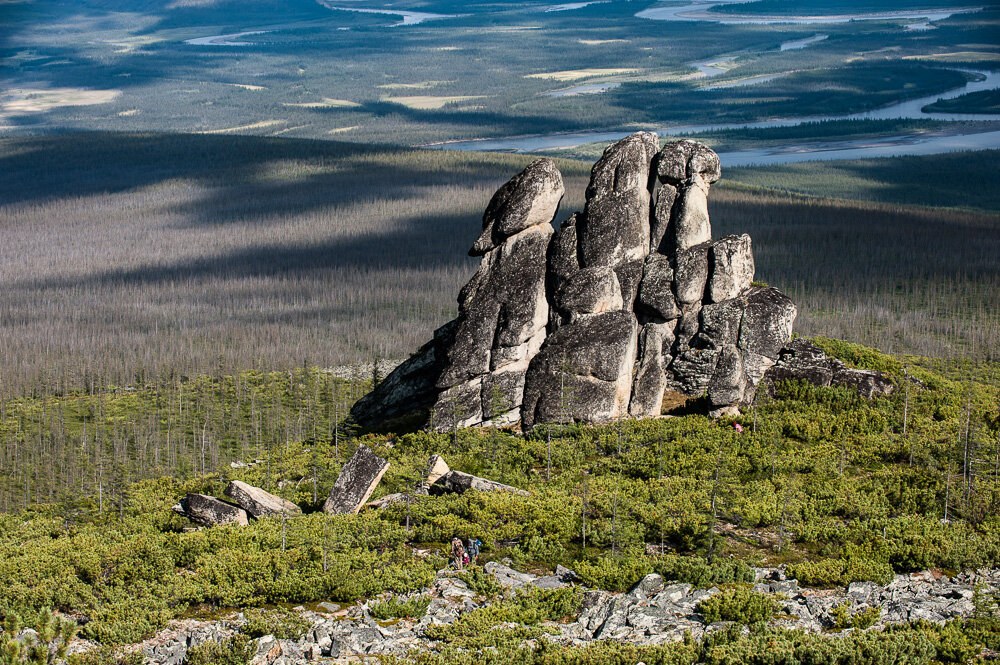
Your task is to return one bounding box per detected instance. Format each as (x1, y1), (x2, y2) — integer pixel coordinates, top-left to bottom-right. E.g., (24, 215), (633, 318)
(0, 131), (518, 214)
(15, 208), (480, 290)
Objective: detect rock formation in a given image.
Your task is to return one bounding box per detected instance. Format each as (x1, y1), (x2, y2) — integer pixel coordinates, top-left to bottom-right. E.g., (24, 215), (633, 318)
(352, 134), (799, 430)
(323, 444), (390, 514)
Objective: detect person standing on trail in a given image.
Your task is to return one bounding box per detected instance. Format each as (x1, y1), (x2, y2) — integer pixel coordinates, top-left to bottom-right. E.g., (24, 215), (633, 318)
(466, 538), (481, 564)
(451, 537), (466, 570)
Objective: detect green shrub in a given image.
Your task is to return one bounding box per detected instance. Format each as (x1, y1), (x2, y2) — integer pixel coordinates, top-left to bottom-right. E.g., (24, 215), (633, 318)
(831, 601), (880, 630)
(69, 648), (144, 665)
(424, 587), (579, 649)
(242, 608), (309, 640)
(369, 594), (432, 620)
(459, 566), (505, 598)
(0, 609), (78, 665)
(697, 586), (781, 626)
(654, 556), (753, 588)
(183, 634), (254, 665)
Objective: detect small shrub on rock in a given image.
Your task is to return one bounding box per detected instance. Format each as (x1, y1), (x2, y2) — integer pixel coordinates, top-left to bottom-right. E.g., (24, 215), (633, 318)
(697, 586), (780, 626)
(369, 594), (432, 620)
(182, 634), (253, 665)
(242, 607), (309, 640)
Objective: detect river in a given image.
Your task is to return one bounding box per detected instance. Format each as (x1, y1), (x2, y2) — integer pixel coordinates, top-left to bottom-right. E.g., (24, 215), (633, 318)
(427, 68), (1000, 162)
(635, 1), (982, 25)
(184, 31), (269, 46)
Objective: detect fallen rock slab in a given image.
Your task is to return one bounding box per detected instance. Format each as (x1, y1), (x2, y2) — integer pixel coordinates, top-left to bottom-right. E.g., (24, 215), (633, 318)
(429, 470), (529, 497)
(323, 444), (390, 514)
(224, 480), (301, 519)
(173, 493), (248, 527)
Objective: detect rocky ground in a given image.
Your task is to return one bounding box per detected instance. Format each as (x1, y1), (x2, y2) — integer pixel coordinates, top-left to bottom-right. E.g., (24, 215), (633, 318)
(79, 562), (1000, 664)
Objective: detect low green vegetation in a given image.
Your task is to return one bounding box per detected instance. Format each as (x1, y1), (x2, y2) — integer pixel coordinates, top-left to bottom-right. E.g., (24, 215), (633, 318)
(0, 340), (997, 655)
(242, 607), (310, 639)
(423, 586), (579, 650)
(697, 586), (781, 626)
(369, 594), (433, 621)
(832, 600), (882, 630)
(182, 634), (254, 665)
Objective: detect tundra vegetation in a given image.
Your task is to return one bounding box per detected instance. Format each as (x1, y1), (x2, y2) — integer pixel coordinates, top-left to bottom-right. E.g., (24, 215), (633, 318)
(0, 339), (999, 663)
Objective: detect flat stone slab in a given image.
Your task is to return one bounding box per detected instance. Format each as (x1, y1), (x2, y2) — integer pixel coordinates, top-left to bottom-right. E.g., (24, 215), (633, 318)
(429, 470), (529, 497)
(174, 493), (248, 527)
(224, 480), (301, 519)
(323, 444), (390, 514)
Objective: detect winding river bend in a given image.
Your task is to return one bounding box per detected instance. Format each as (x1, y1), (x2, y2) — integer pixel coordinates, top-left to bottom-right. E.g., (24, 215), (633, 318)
(428, 68), (1000, 162)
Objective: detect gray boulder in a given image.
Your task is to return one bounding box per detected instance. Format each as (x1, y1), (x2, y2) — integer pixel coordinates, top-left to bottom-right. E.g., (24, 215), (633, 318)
(323, 444), (390, 514)
(708, 234), (754, 303)
(224, 480), (301, 519)
(554, 266), (623, 320)
(654, 140), (720, 254)
(636, 254), (679, 321)
(429, 470), (529, 496)
(174, 493), (248, 527)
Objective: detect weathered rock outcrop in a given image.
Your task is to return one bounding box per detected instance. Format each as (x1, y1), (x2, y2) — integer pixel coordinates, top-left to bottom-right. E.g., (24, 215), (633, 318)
(122, 566), (1000, 665)
(352, 136), (801, 430)
(323, 444), (390, 514)
(225, 480), (301, 519)
(763, 339), (896, 399)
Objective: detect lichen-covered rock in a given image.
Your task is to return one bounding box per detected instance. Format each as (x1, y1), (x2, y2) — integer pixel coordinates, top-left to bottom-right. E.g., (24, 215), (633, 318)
(636, 255), (679, 321)
(224, 480), (301, 519)
(554, 266), (623, 320)
(470, 158), (564, 256)
(708, 234), (754, 303)
(737, 286), (797, 365)
(578, 132), (658, 301)
(323, 444), (390, 514)
(429, 470), (529, 496)
(174, 493), (248, 527)
(521, 310), (637, 429)
(629, 322), (673, 417)
(673, 242), (711, 305)
(654, 140), (720, 254)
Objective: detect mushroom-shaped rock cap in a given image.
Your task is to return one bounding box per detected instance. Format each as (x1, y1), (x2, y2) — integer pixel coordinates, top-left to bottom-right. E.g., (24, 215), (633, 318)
(585, 131), (659, 201)
(655, 140), (721, 186)
(470, 158), (564, 256)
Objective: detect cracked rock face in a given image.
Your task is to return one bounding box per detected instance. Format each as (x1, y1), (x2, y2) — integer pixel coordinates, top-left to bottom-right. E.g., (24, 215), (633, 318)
(352, 136), (803, 431)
